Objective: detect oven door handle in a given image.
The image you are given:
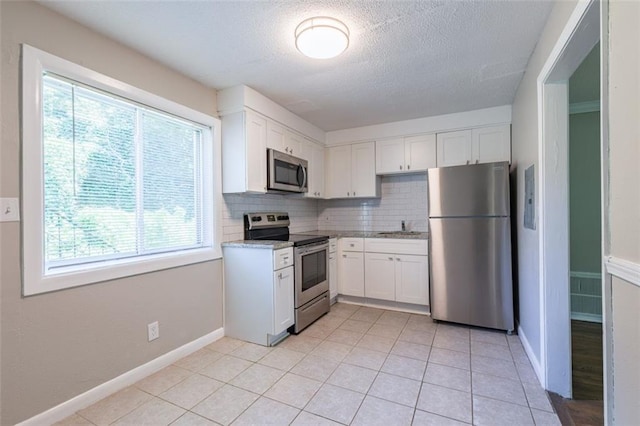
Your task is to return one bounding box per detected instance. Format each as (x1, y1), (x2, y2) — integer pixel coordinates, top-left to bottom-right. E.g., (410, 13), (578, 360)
(295, 242), (329, 255)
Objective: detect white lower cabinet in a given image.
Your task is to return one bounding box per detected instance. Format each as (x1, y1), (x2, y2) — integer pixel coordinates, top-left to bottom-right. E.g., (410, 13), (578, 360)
(362, 238), (429, 306)
(395, 254), (429, 305)
(338, 238), (365, 297)
(223, 246), (294, 346)
(274, 266), (294, 332)
(364, 253), (396, 300)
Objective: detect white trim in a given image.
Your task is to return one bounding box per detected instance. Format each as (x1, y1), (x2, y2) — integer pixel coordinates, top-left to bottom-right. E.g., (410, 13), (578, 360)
(536, 0), (599, 398)
(325, 105), (512, 146)
(518, 325), (545, 386)
(21, 44), (223, 296)
(17, 328), (224, 426)
(606, 256), (640, 288)
(569, 100), (600, 114)
(570, 270), (602, 279)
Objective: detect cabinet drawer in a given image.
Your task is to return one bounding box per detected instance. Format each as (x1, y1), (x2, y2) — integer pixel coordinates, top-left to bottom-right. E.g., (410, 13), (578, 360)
(329, 238), (338, 253)
(364, 238), (428, 255)
(273, 247), (294, 270)
(340, 238), (364, 252)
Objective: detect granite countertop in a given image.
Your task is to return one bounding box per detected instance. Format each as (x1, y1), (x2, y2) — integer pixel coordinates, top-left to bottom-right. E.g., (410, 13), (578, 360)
(297, 230), (428, 240)
(223, 230), (428, 249)
(221, 240), (294, 249)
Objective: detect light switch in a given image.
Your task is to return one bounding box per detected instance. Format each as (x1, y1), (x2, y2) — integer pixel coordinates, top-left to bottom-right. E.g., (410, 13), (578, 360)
(0, 198), (20, 222)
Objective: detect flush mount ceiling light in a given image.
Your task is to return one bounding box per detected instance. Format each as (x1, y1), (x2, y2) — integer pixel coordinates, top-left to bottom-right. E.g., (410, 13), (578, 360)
(295, 17), (349, 59)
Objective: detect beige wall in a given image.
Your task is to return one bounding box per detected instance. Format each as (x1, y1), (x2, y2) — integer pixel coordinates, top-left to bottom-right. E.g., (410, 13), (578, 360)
(510, 0), (578, 364)
(611, 276), (640, 423)
(0, 2), (222, 424)
(609, 1), (640, 265)
(608, 1), (640, 423)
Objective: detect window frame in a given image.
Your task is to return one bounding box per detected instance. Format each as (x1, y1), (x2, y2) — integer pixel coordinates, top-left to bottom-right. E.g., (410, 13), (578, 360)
(22, 44), (222, 296)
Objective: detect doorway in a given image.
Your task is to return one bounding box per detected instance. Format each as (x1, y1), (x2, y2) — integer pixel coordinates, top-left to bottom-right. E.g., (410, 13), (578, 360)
(536, 0), (602, 405)
(567, 42), (604, 424)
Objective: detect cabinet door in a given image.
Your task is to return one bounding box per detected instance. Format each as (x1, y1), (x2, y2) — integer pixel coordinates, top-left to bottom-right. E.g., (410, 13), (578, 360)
(274, 266), (295, 334)
(364, 253), (396, 301)
(405, 134), (436, 172)
(326, 145), (352, 198)
(245, 111), (268, 193)
(284, 130), (304, 157)
(395, 254), (429, 305)
(351, 142), (378, 197)
(266, 120), (286, 152)
(338, 252), (364, 297)
(375, 138), (405, 174)
(311, 143), (325, 198)
(329, 252), (338, 300)
(472, 125), (511, 164)
(436, 130), (472, 167)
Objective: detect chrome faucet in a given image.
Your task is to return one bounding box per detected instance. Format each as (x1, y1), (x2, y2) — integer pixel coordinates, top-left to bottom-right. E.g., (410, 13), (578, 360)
(401, 220), (406, 232)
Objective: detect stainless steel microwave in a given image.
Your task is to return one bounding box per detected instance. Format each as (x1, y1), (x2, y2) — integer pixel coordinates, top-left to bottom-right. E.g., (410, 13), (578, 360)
(267, 149), (308, 193)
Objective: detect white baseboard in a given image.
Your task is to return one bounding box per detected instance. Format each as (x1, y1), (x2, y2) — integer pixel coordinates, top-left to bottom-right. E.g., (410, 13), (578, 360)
(336, 295), (430, 315)
(517, 324), (545, 388)
(18, 328), (225, 426)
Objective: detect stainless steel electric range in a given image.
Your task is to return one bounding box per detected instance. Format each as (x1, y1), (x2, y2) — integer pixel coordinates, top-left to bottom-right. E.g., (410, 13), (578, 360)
(244, 212), (330, 333)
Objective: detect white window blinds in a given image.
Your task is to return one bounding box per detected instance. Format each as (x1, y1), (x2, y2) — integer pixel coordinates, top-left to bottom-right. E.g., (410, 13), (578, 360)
(42, 74), (206, 270)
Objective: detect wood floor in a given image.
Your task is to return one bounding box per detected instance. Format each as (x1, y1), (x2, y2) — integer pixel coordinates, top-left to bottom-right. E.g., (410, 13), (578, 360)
(550, 320), (604, 425)
(571, 320), (603, 400)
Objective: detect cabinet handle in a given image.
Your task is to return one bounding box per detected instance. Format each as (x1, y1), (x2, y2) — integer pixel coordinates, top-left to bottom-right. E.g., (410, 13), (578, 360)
(396, 258), (401, 261)
(400, 165), (403, 170)
(278, 272), (282, 279)
(407, 164), (411, 170)
(388, 257), (393, 261)
(466, 160), (470, 165)
(475, 159), (479, 164)
(353, 191), (356, 196)
(350, 244), (355, 247)
(347, 192), (350, 196)
(342, 254), (347, 258)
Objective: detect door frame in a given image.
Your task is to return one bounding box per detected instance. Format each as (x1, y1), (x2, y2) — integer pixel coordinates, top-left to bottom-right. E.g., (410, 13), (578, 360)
(536, 0), (600, 399)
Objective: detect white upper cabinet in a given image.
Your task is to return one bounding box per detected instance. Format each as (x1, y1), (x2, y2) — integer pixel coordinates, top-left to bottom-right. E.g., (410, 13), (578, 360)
(326, 142), (380, 199)
(436, 125), (511, 167)
(284, 130), (304, 158)
(405, 134), (437, 171)
(302, 138), (325, 199)
(222, 110), (267, 194)
(351, 142), (378, 197)
(436, 130), (472, 167)
(376, 134), (436, 174)
(266, 121), (286, 152)
(472, 125), (511, 164)
(376, 138), (405, 174)
(266, 121), (304, 158)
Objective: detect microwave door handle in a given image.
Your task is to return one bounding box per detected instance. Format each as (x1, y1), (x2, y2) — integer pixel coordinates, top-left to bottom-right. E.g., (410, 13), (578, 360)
(299, 163), (307, 190)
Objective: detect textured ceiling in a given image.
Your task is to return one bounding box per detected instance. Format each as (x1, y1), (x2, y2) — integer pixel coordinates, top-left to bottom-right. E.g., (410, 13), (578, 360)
(39, 0), (553, 131)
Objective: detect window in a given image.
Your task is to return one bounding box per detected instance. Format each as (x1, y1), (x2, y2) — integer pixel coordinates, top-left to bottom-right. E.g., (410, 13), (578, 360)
(22, 45), (222, 295)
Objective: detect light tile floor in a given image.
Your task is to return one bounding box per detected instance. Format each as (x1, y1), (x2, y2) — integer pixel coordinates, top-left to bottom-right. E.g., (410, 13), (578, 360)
(57, 303), (561, 425)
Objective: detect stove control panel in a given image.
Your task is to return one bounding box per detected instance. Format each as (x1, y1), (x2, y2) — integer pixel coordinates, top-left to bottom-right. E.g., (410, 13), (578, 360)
(245, 212), (290, 230)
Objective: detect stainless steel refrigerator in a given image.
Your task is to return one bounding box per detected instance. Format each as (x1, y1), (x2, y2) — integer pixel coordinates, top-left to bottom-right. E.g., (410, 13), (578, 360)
(428, 161), (514, 332)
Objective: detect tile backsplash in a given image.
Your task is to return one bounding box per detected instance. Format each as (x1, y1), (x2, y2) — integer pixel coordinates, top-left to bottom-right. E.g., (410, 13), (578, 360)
(221, 174), (428, 241)
(222, 193), (319, 241)
(318, 174), (428, 232)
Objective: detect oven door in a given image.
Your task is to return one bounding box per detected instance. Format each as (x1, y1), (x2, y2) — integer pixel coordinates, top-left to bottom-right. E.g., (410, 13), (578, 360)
(268, 149), (308, 193)
(294, 242), (329, 307)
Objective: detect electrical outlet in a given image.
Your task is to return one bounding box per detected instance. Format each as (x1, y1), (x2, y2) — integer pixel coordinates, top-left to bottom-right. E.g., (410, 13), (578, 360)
(147, 321), (159, 341)
(0, 198), (20, 222)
